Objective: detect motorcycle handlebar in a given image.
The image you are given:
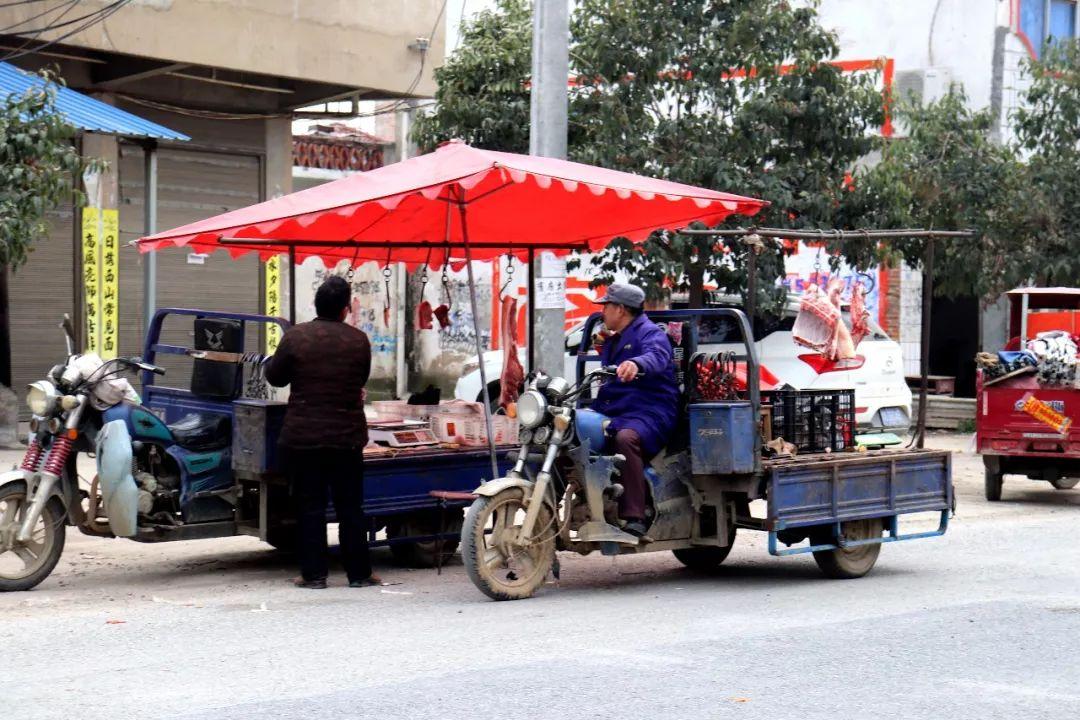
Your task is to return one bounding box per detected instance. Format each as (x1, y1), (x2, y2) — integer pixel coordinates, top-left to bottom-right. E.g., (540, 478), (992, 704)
(125, 357), (165, 375)
(599, 364), (646, 379)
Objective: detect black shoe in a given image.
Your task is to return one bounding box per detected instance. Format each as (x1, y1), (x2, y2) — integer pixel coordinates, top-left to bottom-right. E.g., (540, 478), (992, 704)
(292, 577), (327, 589)
(622, 520), (647, 538)
(348, 574), (383, 588)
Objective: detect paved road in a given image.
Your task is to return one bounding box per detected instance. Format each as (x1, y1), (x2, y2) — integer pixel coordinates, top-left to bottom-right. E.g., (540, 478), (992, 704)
(2, 434), (1079, 719)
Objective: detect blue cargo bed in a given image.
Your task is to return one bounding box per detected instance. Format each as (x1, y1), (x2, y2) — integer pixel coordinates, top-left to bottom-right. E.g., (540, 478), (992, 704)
(764, 448), (953, 556)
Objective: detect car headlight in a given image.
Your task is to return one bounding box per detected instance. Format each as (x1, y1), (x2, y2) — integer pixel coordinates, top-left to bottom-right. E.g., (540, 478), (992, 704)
(517, 390), (548, 429)
(26, 381), (57, 416)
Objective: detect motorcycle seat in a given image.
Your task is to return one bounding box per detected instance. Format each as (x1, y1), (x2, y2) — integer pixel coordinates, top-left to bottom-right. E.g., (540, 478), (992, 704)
(168, 412), (232, 451)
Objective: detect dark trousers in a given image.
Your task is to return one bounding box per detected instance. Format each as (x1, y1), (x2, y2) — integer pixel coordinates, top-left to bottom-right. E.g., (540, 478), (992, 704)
(609, 428), (650, 521)
(287, 447), (371, 583)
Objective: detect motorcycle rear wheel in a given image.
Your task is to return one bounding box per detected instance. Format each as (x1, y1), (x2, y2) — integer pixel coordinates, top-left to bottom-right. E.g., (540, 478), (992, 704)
(0, 483), (66, 592)
(461, 488), (555, 601)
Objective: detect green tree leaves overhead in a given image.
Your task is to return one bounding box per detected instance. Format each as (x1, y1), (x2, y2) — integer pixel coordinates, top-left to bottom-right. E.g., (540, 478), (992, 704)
(0, 71), (91, 268)
(1014, 41), (1080, 288)
(418, 2), (1080, 306)
(840, 91), (1030, 298)
(413, 0), (532, 153)
(417, 0), (884, 311)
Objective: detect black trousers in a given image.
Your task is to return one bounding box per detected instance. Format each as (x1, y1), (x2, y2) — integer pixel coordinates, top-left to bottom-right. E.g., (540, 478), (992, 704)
(608, 428), (650, 521)
(287, 447), (371, 583)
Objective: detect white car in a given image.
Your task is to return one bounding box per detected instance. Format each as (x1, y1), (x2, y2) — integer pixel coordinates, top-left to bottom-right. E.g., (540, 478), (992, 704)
(455, 300), (912, 431)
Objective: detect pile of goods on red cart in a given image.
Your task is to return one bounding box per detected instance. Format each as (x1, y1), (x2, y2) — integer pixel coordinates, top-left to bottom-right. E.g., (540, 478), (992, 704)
(976, 331), (1080, 389)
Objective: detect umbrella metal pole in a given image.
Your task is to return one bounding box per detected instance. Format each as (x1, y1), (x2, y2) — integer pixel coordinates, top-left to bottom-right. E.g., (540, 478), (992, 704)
(457, 199), (500, 481)
(288, 245), (297, 324)
(527, 248), (536, 373)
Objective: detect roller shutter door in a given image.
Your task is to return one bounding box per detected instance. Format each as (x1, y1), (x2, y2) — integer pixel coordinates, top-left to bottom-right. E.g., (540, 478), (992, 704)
(118, 145), (262, 389)
(8, 208), (76, 412)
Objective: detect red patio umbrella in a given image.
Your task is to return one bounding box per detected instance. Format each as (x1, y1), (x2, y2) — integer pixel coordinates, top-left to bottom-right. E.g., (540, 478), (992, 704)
(136, 139), (765, 266)
(136, 140), (767, 477)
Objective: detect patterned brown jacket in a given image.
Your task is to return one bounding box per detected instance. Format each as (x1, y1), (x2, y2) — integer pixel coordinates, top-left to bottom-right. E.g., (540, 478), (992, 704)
(265, 318), (371, 449)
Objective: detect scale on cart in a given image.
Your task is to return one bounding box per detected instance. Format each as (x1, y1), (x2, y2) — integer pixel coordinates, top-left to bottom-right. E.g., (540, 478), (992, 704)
(368, 420), (438, 448)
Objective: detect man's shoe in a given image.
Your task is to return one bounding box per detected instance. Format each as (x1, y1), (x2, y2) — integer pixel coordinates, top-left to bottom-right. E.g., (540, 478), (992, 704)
(622, 520), (648, 538)
(292, 577), (327, 589)
(348, 574), (383, 588)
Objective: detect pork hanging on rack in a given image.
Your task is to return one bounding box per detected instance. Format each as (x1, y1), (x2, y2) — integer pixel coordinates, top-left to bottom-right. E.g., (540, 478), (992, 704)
(499, 295), (524, 409)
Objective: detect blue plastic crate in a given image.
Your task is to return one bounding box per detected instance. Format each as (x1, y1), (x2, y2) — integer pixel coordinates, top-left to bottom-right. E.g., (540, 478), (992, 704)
(689, 402), (756, 475)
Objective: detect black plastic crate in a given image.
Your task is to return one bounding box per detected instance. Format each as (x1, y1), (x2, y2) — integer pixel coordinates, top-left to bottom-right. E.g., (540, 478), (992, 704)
(763, 388), (855, 453)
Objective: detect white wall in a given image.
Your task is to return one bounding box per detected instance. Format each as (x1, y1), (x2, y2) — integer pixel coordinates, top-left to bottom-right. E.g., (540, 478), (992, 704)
(817, 0), (1004, 109)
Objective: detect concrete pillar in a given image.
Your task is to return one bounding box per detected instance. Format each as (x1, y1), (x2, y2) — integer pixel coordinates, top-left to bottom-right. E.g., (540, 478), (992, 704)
(981, 295), (1009, 351)
(264, 117), (293, 322)
(529, 0), (570, 376)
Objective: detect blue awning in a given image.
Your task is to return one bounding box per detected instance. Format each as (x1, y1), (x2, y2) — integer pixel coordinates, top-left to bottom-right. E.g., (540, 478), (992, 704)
(0, 62), (188, 142)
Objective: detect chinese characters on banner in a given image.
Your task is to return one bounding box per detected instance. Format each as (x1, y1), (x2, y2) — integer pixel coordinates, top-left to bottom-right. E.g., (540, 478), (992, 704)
(81, 207), (120, 359)
(1020, 394), (1074, 435)
(100, 210), (119, 359)
(265, 256), (281, 353)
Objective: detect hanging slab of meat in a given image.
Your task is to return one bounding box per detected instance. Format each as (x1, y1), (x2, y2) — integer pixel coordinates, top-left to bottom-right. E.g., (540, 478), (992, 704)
(849, 282), (870, 348)
(827, 279), (856, 360)
(433, 303), (451, 329)
(499, 295), (524, 409)
(417, 300), (434, 330)
(792, 284), (839, 355)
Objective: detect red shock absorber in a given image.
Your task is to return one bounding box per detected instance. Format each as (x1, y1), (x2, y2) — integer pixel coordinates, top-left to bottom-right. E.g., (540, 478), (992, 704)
(41, 436), (74, 477)
(20, 438), (44, 472)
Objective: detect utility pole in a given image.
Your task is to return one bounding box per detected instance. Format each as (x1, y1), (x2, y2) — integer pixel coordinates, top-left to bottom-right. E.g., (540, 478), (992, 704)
(528, 0), (569, 375)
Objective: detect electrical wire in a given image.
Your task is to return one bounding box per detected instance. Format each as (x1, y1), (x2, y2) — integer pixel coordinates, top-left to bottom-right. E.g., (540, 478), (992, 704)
(113, 92), (292, 120)
(0, 0), (79, 58)
(0, 0), (78, 35)
(7, 1), (137, 36)
(0, 0), (131, 63)
(348, 0), (448, 120)
(0, 0), (52, 9)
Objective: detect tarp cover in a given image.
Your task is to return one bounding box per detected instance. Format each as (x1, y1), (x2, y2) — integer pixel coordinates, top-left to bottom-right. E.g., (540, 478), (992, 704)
(137, 140), (766, 267)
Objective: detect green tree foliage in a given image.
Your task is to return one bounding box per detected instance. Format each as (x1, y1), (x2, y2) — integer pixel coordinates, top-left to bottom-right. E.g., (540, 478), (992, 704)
(413, 0), (532, 153)
(415, 0), (885, 311)
(839, 91), (1030, 298)
(0, 72), (88, 268)
(1013, 41), (1080, 287)
(571, 0), (882, 309)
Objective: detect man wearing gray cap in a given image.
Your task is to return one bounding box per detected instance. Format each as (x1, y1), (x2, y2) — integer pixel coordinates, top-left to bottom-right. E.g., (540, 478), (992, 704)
(591, 283), (680, 537)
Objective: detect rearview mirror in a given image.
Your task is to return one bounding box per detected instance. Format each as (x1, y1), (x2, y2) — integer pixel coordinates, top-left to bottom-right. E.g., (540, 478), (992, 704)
(60, 314), (75, 355)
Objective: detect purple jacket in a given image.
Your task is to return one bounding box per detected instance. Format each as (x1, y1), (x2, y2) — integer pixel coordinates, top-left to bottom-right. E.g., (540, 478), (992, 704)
(590, 313), (679, 456)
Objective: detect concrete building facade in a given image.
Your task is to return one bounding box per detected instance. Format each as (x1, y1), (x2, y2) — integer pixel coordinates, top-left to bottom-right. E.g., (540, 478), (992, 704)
(0, 0), (445, 403)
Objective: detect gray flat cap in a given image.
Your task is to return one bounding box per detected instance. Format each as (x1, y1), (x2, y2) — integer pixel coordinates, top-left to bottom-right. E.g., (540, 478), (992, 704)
(595, 283), (645, 309)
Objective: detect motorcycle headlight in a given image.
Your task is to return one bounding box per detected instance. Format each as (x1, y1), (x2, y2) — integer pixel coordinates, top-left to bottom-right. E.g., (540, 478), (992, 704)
(26, 381), (57, 416)
(517, 390), (548, 430)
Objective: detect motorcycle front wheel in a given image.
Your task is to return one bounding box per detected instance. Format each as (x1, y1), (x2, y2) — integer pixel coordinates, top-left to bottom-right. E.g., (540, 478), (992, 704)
(0, 483), (66, 592)
(461, 487), (555, 601)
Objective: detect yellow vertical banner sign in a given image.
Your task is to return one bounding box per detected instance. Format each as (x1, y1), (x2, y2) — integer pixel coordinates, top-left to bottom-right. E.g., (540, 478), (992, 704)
(265, 255), (282, 354)
(100, 209), (119, 360)
(81, 207), (101, 354)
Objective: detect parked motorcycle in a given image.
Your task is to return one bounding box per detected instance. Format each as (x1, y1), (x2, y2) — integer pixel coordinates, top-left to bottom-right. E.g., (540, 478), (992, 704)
(0, 317), (235, 591)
